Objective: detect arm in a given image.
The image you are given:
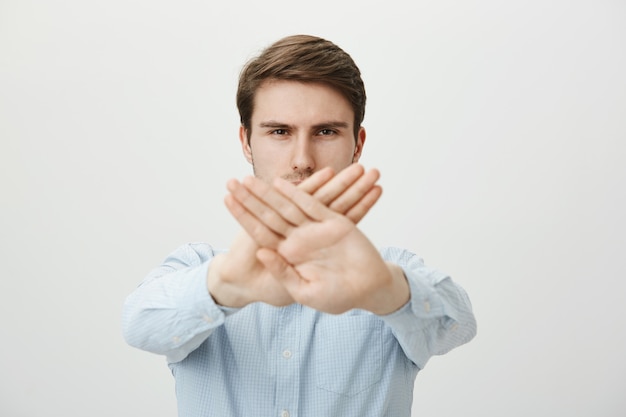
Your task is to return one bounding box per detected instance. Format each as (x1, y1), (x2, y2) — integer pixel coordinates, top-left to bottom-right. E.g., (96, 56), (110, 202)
(121, 243), (229, 363)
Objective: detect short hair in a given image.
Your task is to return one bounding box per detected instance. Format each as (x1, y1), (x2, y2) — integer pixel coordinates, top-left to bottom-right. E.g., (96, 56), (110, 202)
(236, 34), (366, 142)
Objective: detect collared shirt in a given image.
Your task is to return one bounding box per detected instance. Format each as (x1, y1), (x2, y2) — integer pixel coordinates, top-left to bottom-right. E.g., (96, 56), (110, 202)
(122, 243), (476, 417)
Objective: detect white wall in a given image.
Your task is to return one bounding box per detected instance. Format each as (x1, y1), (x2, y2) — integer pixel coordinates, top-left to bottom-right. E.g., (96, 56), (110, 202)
(1, 0), (624, 415)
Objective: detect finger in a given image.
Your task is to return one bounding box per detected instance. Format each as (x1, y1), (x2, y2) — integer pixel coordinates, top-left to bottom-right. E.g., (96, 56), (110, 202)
(256, 248), (304, 287)
(241, 176), (311, 226)
(327, 168), (381, 216)
(297, 167), (335, 195)
(272, 178), (334, 222)
(312, 163), (364, 206)
(343, 185), (382, 223)
(228, 178), (299, 236)
(224, 193), (282, 249)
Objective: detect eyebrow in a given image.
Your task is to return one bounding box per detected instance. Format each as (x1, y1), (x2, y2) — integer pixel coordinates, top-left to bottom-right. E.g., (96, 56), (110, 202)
(312, 121), (349, 130)
(258, 120), (350, 130)
(259, 121), (292, 129)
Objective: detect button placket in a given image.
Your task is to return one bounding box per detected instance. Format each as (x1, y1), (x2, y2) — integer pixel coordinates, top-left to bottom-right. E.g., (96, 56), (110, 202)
(275, 304), (300, 416)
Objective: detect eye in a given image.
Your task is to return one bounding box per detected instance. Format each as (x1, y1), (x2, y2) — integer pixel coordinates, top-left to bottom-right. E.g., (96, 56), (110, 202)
(318, 129), (336, 136)
(271, 129), (288, 135)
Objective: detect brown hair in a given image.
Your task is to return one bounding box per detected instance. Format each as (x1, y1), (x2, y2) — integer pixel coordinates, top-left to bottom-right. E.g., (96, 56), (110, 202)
(236, 34), (366, 142)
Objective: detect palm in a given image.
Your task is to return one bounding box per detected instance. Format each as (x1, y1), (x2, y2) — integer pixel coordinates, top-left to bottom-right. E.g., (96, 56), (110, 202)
(245, 183), (391, 314)
(224, 231), (294, 306)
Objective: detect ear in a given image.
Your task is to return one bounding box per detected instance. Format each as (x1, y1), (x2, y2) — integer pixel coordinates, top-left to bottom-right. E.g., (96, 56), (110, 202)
(239, 125), (253, 165)
(352, 126), (366, 163)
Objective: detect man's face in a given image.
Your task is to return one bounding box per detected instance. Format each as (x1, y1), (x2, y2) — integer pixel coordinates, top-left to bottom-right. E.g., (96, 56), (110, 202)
(240, 80), (365, 184)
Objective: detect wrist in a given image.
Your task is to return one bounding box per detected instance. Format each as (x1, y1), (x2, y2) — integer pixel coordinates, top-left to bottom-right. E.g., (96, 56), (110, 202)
(366, 262), (410, 316)
(206, 254), (248, 308)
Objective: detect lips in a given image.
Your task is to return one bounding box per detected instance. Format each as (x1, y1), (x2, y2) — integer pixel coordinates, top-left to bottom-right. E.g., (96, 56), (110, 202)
(282, 173), (309, 186)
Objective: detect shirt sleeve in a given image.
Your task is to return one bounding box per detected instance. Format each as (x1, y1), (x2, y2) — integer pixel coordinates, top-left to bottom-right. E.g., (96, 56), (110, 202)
(121, 243), (238, 363)
(378, 246), (477, 369)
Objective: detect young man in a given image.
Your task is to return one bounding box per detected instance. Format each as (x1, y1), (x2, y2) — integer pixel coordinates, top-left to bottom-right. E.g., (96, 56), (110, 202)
(123, 35), (476, 417)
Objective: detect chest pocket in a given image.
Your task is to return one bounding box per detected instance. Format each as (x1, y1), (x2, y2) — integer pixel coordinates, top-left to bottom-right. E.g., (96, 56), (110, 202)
(312, 313), (383, 396)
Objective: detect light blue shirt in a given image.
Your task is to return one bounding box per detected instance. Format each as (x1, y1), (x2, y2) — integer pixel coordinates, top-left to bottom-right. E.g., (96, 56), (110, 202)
(122, 243), (476, 417)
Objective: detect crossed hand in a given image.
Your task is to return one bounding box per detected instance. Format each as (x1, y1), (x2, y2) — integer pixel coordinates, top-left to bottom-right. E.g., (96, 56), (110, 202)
(207, 164), (409, 315)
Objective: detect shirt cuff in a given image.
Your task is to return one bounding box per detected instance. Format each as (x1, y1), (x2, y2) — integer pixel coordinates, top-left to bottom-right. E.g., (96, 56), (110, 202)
(197, 259), (241, 318)
(380, 266), (451, 331)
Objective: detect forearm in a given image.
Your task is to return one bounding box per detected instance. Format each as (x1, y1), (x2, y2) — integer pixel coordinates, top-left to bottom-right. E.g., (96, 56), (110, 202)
(122, 245), (232, 363)
(379, 247), (477, 368)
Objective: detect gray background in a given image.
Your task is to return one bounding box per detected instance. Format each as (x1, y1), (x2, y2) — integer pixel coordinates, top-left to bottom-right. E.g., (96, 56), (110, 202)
(1, 0), (625, 416)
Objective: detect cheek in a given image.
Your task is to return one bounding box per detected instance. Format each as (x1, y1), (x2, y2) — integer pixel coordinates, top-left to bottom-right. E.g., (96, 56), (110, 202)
(319, 145), (356, 167)
(250, 141), (272, 159)
(253, 144), (282, 161)
(250, 144), (286, 171)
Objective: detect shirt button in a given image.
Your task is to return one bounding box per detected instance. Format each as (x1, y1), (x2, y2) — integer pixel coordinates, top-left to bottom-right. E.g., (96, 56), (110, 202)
(202, 315), (214, 323)
(282, 350), (292, 359)
(281, 410), (290, 417)
(423, 300), (431, 313)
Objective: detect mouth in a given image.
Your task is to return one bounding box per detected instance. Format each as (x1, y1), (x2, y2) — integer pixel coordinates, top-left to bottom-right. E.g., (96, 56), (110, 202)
(282, 175), (308, 186)
(282, 169), (313, 186)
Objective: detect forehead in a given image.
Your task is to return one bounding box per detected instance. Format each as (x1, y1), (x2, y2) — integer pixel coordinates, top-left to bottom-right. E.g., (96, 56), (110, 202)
(251, 80), (354, 125)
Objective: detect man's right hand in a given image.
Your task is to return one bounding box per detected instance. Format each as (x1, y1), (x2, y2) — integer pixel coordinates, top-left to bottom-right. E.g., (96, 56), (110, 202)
(206, 164), (382, 308)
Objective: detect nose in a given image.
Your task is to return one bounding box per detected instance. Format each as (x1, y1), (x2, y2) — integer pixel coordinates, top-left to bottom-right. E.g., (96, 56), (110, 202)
(290, 137), (315, 172)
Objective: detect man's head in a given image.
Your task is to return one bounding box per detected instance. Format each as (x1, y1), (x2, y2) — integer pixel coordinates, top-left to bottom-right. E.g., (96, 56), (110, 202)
(237, 34), (366, 144)
(236, 35), (367, 183)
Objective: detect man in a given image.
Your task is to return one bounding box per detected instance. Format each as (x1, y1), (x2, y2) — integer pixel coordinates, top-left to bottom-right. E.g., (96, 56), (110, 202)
(122, 34), (476, 417)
